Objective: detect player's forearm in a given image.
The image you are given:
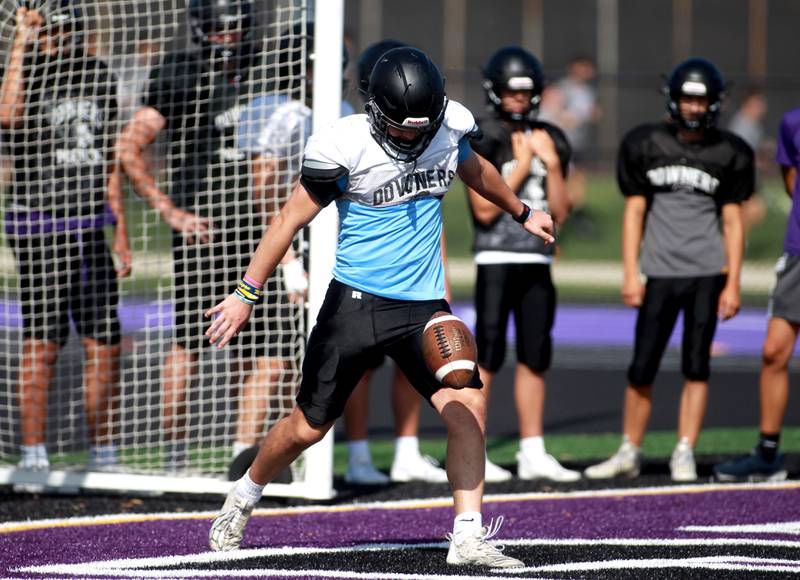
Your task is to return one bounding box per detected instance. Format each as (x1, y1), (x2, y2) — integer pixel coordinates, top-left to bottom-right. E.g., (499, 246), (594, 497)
(118, 139), (175, 217)
(544, 164), (570, 224)
(460, 153), (526, 220)
(504, 161), (531, 194)
(107, 164), (128, 231)
(722, 205), (745, 288)
(0, 41), (28, 127)
(783, 166), (797, 198)
(621, 202), (644, 279)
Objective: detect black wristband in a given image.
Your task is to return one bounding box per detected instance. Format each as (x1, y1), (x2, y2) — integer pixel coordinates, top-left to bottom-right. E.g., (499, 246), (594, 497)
(514, 203), (532, 224)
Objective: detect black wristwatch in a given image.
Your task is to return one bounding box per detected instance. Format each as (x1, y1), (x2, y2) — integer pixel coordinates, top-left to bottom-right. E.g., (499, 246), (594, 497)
(514, 203), (532, 224)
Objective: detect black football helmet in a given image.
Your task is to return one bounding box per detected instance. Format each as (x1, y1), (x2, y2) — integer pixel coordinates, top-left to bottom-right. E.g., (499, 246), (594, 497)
(188, 0), (253, 62)
(357, 39), (406, 96)
(365, 47), (447, 163)
(664, 57), (725, 130)
(483, 46), (545, 121)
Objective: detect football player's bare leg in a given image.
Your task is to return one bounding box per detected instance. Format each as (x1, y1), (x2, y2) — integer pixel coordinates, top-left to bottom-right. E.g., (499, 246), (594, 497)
(431, 386), (487, 514)
(677, 379), (708, 446)
(19, 338), (59, 445)
(622, 384), (652, 447)
(248, 406), (333, 485)
(514, 363), (545, 439)
(759, 318), (798, 434)
(82, 337), (121, 445)
(162, 343), (197, 441)
(344, 371), (372, 441)
(392, 367), (421, 437)
(235, 356), (285, 446)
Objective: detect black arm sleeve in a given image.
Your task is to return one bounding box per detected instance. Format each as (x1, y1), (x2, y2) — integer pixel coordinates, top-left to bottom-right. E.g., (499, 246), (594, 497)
(300, 159), (349, 207)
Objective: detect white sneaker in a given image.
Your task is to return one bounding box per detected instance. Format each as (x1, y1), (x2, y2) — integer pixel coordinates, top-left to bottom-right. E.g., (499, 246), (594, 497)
(485, 457), (513, 483)
(670, 439), (697, 482)
(584, 440), (642, 480)
(18, 448), (49, 470)
(516, 451), (581, 482)
(88, 445), (119, 471)
(345, 458), (390, 485)
(390, 454), (448, 483)
(209, 486), (254, 552)
(446, 517), (524, 568)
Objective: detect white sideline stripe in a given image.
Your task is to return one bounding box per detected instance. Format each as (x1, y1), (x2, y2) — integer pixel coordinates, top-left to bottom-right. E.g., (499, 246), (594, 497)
(2, 480), (799, 533)
(680, 521), (800, 535)
(433, 360), (475, 383)
(18, 540), (800, 578)
(509, 555), (800, 574)
(423, 315), (461, 332)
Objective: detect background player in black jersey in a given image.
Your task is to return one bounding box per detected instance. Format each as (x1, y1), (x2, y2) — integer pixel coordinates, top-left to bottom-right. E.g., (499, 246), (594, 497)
(468, 47), (578, 482)
(585, 58), (754, 482)
(0, 1), (128, 470)
(119, 0), (296, 467)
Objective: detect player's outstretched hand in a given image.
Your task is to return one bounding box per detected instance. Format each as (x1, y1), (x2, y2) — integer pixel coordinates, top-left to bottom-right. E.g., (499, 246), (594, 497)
(523, 210), (555, 245)
(165, 207), (212, 244)
(204, 294), (253, 348)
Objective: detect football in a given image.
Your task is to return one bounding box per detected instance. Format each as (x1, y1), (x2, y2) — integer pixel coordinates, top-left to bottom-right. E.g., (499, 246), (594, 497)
(422, 311), (478, 388)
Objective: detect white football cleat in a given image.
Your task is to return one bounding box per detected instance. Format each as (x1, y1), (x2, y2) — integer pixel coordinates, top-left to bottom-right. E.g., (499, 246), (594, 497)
(670, 439), (697, 482)
(584, 439), (642, 480)
(517, 451), (581, 482)
(485, 457), (513, 483)
(390, 454), (448, 483)
(446, 517), (524, 568)
(209, 487), (254, 552)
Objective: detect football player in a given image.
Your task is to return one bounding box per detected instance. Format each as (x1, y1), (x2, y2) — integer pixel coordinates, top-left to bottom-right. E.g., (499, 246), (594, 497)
(0, 1), (127, 469)
(584, 58), (754, 482)
(342, 39), (449, 485)
(714, 107), (800, 483)
(118, 0), (296, 467)
(468, 46), (578, 483)
(206, 47), (554, 568)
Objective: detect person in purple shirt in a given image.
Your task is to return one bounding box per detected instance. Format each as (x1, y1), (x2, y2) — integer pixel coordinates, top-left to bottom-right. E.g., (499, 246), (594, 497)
(714, 107), (800, 482)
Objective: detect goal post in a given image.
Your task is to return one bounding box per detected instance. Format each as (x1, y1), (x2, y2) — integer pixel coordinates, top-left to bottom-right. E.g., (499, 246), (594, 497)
(0, 0), (341, 499)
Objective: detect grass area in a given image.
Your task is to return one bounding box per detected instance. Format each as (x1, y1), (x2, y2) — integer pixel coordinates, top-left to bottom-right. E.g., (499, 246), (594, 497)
(333, 426), (800, 476)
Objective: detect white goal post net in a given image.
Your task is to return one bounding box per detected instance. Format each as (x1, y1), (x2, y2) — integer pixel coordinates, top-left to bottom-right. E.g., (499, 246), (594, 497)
(0, 0), (341, 498)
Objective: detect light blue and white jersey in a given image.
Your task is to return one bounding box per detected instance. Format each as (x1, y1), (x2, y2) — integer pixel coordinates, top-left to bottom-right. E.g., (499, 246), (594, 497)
(301, 100), (478, 301)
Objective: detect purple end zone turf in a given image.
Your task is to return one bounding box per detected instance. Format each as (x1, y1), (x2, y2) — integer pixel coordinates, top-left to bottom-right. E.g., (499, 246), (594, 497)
(1, 486), (799, 573)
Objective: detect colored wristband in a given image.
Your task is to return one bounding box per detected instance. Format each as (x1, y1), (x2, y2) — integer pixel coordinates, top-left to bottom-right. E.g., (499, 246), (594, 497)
(235, 278), (262, 305)
(243, 274), (264, 289)
(514, 203), (532, 224)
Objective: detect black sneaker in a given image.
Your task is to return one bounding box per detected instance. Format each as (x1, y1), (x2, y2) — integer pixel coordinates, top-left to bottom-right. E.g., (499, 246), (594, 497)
(713, 450), (788, 482)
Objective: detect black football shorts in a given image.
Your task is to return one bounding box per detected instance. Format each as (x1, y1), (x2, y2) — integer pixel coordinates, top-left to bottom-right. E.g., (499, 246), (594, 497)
(296, 279), (482, 426)
(628, 274), (726, 386)
(474, 263), (555, 373)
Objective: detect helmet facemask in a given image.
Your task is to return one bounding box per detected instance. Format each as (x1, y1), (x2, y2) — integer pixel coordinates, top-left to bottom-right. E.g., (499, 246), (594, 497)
(365, 97), (447, 163)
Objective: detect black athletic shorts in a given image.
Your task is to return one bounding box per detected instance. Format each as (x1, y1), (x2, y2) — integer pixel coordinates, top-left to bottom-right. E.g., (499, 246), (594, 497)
(628, 274), (726, 386)
(296, 280), (482, 426)
(9, 229), (121, 347)
(172, 227), (297, 358)
(474, 263), (556, 373)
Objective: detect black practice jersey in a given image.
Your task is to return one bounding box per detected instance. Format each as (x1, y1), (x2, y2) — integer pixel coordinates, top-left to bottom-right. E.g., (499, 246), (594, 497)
(617, 122), (754, 277)
(5, 50), (117, 218)
(145, 51), (264, 218)
(471, 114), (571, 258)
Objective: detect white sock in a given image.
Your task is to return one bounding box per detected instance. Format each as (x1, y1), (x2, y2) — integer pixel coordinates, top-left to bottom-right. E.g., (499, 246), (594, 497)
(165, 440), (187, 466)
(235, 469), (265, 505)
(347, 439), (371, 464)
(21, 444), (45, 462)
(394, 436), (420, 462)
(520, 436), (545, 457)
(452, 512), (482, 543)
(232, 441), (252, 459)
